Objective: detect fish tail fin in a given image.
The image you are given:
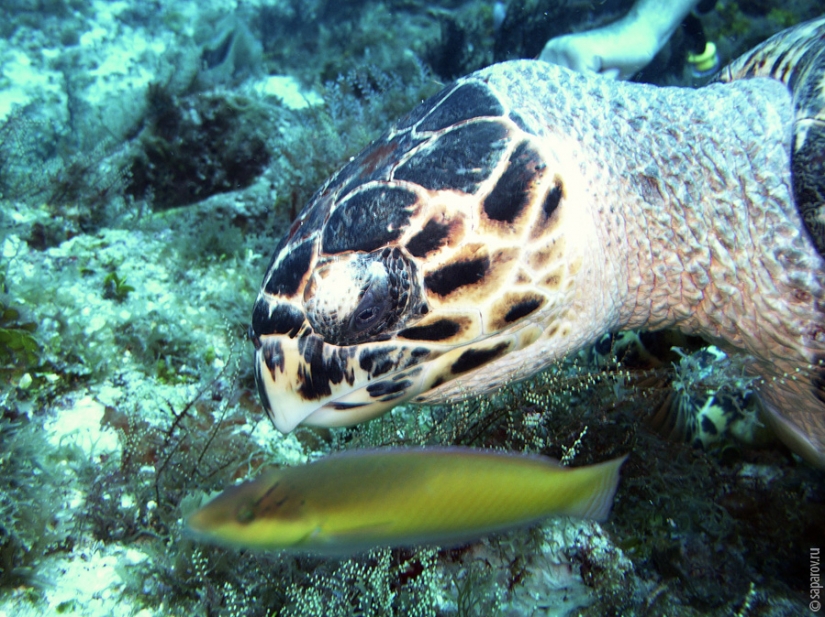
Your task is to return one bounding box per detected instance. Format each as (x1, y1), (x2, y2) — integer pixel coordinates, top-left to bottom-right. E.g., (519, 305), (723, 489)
(566, 455), (627, 521)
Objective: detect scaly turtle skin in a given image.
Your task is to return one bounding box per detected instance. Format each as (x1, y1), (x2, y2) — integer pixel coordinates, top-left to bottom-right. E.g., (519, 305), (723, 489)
(250, 18), (825, 467)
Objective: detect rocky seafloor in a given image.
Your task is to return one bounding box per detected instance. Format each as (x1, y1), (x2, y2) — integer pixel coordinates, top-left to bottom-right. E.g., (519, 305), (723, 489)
(1, 1), (823, 615)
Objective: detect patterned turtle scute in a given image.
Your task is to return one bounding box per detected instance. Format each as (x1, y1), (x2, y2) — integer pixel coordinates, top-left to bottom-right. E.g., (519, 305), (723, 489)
(405, 219), (453, 257)
(424, 255), (491, 297)
(366, 378), (411, 401)
(483, 140), (547, 223)
(358, 346), (398, 377)
(394, 121), (510, 193)
(397, 81), (505, 131)
(296, 334), (355, 401)
(451, 343), (510, 375)
(251, 300), (304, 338)
(504, 297), (543, 323)
(414, 82), (506, 132)
(322, 185), (418, 254)
(541, 181), (563, 219)
(261, 339), (284, 373)
(320, 82), (508, 203)
(332, 132), (422, 202)
(262, 240), (313, 297)
(397, 319), (462, 341)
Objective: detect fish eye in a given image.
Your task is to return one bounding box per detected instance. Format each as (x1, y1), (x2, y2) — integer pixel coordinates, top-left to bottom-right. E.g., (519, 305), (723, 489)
(235, 504), (256, 524)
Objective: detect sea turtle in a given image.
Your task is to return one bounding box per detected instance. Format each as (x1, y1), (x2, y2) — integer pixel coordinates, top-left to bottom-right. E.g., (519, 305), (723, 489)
(249, 18), (825, 467)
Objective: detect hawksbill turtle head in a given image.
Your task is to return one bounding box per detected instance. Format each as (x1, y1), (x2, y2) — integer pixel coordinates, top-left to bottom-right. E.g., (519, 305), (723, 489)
(251, 17), (825, 470)
(250, 80), (591, 432)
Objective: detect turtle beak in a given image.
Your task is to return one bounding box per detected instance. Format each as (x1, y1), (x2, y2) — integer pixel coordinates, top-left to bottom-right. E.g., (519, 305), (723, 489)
(252, 333), (429, 433)
(252, 335), (324, 433)
(254, 352), (319, 432)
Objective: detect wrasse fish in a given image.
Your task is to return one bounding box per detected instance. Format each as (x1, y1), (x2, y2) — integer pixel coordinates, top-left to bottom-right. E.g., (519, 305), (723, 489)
(187, 447), (626, 554)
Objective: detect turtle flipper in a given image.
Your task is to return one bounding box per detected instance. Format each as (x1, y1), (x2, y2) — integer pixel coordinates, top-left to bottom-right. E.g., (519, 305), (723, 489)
(717, 17), (825, 258)
(715, 18), (825, 466)
(756, 360), (825, 468)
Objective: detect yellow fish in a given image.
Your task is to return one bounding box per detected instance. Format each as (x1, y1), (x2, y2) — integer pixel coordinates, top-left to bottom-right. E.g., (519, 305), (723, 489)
(187, 447), (626, 554)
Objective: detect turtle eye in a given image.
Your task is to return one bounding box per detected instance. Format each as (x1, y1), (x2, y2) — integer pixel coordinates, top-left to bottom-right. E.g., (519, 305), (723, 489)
(305, 248), (415, 345)
(351, 282), (389, 333)
(356, 306), (380, 326)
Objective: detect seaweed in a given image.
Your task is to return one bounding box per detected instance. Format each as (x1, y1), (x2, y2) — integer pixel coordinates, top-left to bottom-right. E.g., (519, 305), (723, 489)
(0, 413), (84, 590)
(126, 87), (274, 211)
(101, 271), (135, 303)
(0, 301), (39, 370)
(0, 102), (132, 249)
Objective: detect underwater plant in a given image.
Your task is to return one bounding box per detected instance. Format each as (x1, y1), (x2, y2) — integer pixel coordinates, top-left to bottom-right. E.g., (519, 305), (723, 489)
(101, 271), (135, 303)
(0, 299), (39, 371)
